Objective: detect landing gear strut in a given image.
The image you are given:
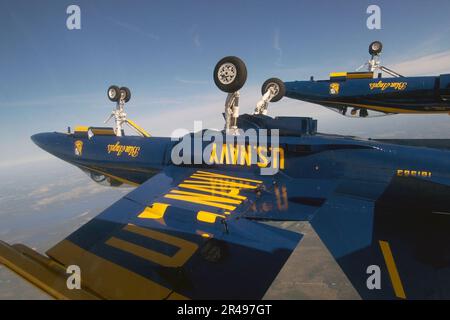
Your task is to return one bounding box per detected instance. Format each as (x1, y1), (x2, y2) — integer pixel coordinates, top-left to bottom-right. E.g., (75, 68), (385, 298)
(213, 56), (247, 135)
(104, 85), (150, 137)
(357, 41), (404, 78)
(255, 78), (285, 115)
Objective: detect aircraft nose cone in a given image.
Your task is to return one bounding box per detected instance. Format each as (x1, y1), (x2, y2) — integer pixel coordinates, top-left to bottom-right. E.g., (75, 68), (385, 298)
(30, 132), (64, 156)
(31, 132), (50, 149)
(31, 132), (74, 160)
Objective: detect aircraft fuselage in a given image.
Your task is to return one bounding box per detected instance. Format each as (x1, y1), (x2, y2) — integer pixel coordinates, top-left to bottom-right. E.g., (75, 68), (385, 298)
(284, 74), (450, 116)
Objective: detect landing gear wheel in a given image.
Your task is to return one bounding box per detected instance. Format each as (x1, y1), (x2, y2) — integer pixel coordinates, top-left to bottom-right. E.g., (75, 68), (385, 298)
(261, 78), (285, 102)
(90, 172), (106, 183)
(359, 109), (369, 118)
(369, 41), (383, 55)
(107, 85), (121, 102)
(119, 87), (131, 103)
(213, 56), (247, 93)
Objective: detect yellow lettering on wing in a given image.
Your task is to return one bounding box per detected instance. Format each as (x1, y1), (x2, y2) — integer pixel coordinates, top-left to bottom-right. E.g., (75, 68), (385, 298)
(196, 211), (226, 223)
(137, 203), (170, 219)
(178, 184), (246, 200)
(183, 178), (255, 189)
(164, 190), (241, 211)
(161, 170), (262, 212)
(91, 170), (268, 297)
(105, 224), (198, 268)
(195, 170), (262, 183)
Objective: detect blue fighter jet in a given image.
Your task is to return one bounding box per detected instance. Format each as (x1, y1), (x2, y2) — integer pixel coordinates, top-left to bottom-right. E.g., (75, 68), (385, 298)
(258, 42), (450, 118)
(0, 56), (449, 300)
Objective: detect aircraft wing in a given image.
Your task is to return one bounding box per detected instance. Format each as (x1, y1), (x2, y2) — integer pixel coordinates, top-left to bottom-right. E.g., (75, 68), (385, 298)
(1, 166), (449, 299)
(0, 167), (302, 299)
(240, 171), (450, 299)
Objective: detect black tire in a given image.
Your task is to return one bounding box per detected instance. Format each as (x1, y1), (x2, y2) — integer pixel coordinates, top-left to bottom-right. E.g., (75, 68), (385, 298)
(369, 41), (383, 55)
(360, 108), (369, 118)
(213, 56), (247, 93)
(261, 78), (285, 102)
(90, 172), (106, 183)
(119, 87), (131, 103)
(107, 85), (121, 102)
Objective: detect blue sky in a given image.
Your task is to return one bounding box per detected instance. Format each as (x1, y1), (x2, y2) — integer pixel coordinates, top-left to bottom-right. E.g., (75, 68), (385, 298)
(1, 0), (450, 299)
(1, 0), (450, 166)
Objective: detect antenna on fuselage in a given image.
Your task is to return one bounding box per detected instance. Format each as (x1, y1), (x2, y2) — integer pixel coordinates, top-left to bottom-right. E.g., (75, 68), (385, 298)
(105, 86), (151, 137)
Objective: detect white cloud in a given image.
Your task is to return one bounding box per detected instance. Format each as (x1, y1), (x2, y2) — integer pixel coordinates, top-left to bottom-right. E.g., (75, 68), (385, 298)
(0, 92), (102, 108)
(0, 155), (52, 169)
(193, 33), (201, 48)
(136, 85), (263, 136)
(174, 77), (208, 85)
(189, 25), (201, 49)
(106, 18), (159, 41)
(28, 185), (51, 197)
(273, 28), (283, 67)
(390, 50), (450, 76)
(32, 182), (126, 209)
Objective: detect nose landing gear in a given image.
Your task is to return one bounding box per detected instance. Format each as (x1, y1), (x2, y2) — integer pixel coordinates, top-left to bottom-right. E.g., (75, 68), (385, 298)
(105, 85), (150, 137)
(255, 78), (285, 115)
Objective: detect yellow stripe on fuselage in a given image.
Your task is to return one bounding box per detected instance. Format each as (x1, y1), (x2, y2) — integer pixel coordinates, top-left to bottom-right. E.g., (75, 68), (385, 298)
(74, 126), (89, 132)
(329, 72), (347, 78)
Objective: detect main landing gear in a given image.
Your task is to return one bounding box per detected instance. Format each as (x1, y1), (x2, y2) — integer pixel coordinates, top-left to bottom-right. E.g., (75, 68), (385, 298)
(213, 56), (287, 134)
(213, 56), (247, 134)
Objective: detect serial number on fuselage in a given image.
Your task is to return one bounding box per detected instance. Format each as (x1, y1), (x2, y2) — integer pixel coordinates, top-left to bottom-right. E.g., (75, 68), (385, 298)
(396, 169), (432, 178)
